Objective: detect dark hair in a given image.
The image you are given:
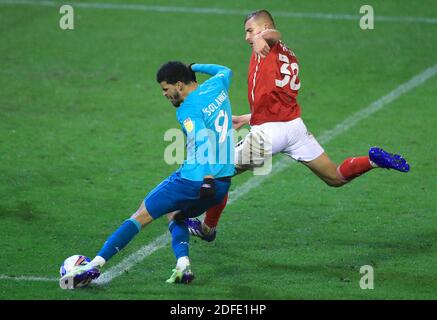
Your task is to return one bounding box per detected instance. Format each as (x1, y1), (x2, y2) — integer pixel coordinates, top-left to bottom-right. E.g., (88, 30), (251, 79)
(156, 61), (196, 84)
(244, 9), (276, 28)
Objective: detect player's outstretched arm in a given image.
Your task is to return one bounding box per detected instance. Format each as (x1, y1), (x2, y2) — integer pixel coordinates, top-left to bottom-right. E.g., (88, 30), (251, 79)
(191, 63), (232, 78)
(190, 63), (233, 89)
(190, 63), (231, 77)
(260, 29), (281, 46)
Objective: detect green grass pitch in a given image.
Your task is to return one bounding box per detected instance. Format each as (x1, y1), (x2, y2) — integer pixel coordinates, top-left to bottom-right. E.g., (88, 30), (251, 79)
(1, 0), (436, 299)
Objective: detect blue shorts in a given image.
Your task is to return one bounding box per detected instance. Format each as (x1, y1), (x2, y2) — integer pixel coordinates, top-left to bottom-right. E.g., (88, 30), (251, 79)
(144, 171), (231, 220)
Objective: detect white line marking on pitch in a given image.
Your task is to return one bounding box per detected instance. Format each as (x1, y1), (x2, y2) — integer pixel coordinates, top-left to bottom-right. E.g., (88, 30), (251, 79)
(0, 0), (436, 24)
(0, 274), (58, 282)
(1, 63), (436, 284)
(95, 233), (169, 285)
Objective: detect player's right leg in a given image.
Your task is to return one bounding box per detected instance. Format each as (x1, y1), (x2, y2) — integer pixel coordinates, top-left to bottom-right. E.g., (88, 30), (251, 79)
(59, 201), (153, 290)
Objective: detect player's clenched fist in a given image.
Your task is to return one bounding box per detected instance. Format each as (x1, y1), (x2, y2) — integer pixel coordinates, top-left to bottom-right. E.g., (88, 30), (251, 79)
(253, 34), (270, 58)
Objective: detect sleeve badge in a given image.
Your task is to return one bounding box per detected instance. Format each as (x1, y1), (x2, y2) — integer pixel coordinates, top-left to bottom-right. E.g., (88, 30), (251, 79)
(183, 117), (194, 133)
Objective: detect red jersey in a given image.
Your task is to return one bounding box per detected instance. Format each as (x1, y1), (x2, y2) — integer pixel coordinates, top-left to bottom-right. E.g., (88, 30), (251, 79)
(248, 40), (301, 126)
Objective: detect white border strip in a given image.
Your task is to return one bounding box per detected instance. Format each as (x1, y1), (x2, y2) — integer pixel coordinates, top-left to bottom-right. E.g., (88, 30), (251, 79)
(0, 0), (436, 25)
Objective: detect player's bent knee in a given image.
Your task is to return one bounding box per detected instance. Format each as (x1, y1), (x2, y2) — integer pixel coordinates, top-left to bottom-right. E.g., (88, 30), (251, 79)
(130, 207), (154, 227)
(323, 178), (346, 188)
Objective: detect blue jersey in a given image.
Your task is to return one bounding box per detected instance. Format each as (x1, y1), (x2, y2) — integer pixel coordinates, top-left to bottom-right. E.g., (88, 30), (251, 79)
(176, 64), (235, 181)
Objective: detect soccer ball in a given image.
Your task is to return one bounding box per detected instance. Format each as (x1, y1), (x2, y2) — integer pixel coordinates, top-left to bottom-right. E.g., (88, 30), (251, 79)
(59, 255), (91, 277)
(59, 255), (92, 288)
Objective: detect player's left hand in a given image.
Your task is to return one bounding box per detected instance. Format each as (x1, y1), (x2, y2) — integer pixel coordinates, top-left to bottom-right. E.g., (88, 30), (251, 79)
(188, 63), (197, 82)
(232, 114), (251, 130)
(253, 35), (270, 58)
(199, 177), (216, 199)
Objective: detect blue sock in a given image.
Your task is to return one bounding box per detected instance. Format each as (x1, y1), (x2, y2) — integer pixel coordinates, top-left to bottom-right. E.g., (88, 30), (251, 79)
(168, 220), (189, 260)
(97, 218), (141, 262)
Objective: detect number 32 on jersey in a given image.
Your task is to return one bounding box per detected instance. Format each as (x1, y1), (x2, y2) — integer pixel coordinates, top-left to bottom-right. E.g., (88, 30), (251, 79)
(275, 53), (301, 91)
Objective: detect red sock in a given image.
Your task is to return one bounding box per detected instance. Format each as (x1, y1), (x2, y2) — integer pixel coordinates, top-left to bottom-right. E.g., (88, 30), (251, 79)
(337, 156), (374, 182)
(204, 193), (228, 229)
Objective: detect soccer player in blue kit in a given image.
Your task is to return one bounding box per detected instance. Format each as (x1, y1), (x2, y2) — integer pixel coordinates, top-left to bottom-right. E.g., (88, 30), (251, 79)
(59, 62), (235, 289)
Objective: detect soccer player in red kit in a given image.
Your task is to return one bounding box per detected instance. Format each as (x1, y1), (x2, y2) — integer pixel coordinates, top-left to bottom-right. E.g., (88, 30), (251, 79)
(187, 10), (410, 241)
